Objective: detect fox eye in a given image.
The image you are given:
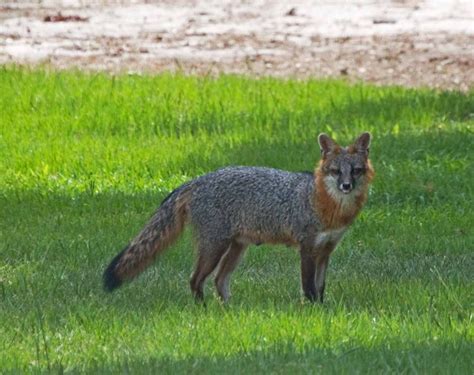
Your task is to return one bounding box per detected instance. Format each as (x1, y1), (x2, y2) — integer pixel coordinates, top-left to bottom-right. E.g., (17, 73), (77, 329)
(353, 167), (364, 175)
(330, 168), (341, 176)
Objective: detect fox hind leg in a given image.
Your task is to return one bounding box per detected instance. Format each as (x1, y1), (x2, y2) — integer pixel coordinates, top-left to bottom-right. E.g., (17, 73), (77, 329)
(214, 240), (247, 302)
(190, 240), (230, 301)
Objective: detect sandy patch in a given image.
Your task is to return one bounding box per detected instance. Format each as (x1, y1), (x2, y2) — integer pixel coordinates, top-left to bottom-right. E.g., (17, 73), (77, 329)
(1, 0), (473, 90)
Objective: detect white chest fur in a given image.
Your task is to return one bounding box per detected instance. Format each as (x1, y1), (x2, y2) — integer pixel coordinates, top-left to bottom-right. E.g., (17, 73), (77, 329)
(314, 227), (347, 248)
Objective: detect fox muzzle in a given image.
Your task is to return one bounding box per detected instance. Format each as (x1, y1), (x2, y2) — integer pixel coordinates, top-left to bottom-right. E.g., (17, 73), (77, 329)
(339, 182), (353, 194)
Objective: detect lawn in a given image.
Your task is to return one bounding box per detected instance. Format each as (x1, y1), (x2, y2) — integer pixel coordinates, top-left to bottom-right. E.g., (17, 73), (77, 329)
(0, 67), (472, 373)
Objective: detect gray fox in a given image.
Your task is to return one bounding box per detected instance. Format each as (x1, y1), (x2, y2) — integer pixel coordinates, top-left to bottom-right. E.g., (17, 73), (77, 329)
(103, 132), (374, 302)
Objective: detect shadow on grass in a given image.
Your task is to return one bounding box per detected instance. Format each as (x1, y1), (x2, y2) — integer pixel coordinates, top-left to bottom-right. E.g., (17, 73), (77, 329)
(1, 187), (471, 321)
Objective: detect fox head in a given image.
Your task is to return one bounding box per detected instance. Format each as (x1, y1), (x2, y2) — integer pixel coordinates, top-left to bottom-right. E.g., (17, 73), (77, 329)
(317, 132), (374, 198)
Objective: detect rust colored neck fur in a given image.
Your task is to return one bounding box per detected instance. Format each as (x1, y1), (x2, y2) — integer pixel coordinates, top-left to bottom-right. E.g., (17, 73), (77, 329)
(314, 160), (374, 230)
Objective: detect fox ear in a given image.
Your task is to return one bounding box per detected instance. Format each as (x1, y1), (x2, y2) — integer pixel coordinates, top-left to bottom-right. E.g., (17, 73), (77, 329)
(318, 133), (337, 157)
(354, 132), (371, 154)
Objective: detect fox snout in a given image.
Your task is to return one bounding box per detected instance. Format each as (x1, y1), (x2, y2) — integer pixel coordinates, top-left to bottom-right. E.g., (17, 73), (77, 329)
(340, 182), (353, 194)
(338, 171), (355, 193)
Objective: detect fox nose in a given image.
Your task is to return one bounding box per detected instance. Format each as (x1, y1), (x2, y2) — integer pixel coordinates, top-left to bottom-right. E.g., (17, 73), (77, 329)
(341, 183), (352, 192)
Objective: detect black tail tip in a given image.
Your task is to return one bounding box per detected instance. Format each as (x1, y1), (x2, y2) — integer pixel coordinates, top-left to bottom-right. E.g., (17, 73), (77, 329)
(103, 259), (123, 292)
(103, 270), (122, 292)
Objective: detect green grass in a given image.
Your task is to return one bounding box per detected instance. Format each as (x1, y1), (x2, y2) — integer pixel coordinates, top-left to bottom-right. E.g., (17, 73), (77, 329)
(0, 67), (473, 373)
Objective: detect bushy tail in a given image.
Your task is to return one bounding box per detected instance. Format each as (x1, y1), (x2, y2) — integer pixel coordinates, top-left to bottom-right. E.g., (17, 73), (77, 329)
(103, 183), (193, 291)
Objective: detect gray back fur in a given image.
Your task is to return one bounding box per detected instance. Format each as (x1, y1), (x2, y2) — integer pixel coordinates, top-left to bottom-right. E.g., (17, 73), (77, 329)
(188, 166), (321, 247)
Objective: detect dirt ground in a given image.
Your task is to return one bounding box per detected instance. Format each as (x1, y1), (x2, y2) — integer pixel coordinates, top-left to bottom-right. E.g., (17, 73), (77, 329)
(1, 1), (473, 91)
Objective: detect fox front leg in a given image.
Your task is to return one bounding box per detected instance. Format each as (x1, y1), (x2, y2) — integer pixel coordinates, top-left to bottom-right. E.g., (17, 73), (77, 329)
(313, 242), (337, 303)
(300, 247), (317, 302)
(314, 254), (330, 303)
(300, 241), (336, 303)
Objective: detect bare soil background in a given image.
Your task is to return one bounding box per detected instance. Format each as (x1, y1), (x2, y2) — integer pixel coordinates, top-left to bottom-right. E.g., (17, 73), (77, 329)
(1, 1), (473, 90)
